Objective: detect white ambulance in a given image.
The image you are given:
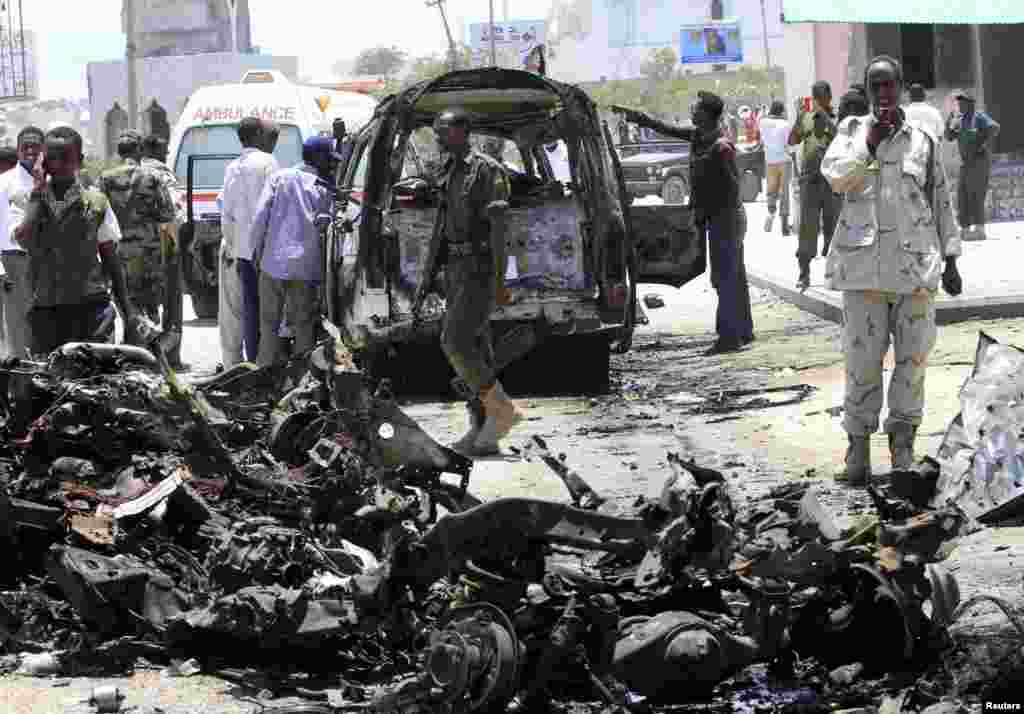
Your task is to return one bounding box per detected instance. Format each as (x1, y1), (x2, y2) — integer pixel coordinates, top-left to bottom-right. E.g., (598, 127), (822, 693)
(166, 69), (378, 318)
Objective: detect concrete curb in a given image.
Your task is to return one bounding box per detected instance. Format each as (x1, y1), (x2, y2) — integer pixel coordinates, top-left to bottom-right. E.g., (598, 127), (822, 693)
(748, 269), (1024, 326)
(747, 270), (843, 324)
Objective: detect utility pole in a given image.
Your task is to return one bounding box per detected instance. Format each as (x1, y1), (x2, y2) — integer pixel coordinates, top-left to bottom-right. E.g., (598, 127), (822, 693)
(227, 0), (238, 53)
(971, 24), (985, 110)
(710, 0), (726, 73)
(125, 0), (139, 130)
(488, 0), (497, 66)
(16, 0), (25, 97)
(426, 0), (459, 71)
(759, 0), (771, 69)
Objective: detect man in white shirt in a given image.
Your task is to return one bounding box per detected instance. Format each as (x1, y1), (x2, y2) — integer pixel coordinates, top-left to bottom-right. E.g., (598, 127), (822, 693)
(0, 127), (44, 358)
(904, 83), (944, 141)
(219, 118), (280, 366)
(758, 100), (793, 235)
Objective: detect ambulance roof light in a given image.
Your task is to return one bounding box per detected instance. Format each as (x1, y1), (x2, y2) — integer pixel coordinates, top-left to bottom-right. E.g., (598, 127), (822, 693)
(241, 70), (290, 85)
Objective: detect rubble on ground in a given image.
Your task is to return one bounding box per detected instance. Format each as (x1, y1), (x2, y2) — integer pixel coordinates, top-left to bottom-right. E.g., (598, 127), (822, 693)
(0, 329), (1021, 713)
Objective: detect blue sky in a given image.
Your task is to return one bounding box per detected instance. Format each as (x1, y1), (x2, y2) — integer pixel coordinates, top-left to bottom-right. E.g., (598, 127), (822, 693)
(33, 0), (553, 99)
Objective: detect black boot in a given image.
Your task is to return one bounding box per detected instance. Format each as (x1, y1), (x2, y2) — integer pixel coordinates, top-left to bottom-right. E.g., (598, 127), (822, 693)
(781, 217), (792, 236)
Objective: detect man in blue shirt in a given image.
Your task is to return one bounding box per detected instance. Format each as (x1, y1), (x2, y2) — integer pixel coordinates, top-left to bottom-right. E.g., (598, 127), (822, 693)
(249, 135), (338, 367)
(945, 93), (1000, 241)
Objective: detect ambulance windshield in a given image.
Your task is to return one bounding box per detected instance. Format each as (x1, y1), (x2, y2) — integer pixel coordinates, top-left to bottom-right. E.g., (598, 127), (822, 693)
(173, 124), (303, 188)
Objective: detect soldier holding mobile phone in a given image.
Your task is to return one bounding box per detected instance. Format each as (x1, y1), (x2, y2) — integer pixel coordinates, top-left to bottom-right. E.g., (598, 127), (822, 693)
(11, 126), (142, 356)
(821, 55), (962, 485)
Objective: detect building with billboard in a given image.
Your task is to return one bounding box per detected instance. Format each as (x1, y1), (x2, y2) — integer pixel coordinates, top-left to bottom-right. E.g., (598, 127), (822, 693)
(542, 0), (784, 83)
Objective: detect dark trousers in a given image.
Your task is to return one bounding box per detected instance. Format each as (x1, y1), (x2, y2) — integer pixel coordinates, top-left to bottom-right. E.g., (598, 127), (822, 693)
(957, 153), (992, 227)
(441, 255), (497, 394)
(237, 258), (260, 362)
(797, 175), (841, 263)
(29, 299), (115, 357)
(707, 208), (754, 344)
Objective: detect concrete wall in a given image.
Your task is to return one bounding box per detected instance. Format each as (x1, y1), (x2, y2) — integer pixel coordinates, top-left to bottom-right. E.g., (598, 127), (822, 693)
(86, 52), (298, 158)
(813, 24), (852, 100)
(779, 23), (815, 123)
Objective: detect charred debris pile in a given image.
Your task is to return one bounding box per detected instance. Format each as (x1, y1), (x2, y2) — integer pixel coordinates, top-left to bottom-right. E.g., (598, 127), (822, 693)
(0, 332), (1018, 713)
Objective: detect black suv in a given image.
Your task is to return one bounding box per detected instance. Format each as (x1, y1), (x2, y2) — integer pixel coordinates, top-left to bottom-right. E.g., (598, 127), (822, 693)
(618, 129), (766, 205)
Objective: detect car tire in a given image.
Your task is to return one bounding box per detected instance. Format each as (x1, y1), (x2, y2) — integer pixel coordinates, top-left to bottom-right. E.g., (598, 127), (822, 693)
(191, 287), (219, 321)
(741, 170), (761, 203)
(660, 175), (690, 205)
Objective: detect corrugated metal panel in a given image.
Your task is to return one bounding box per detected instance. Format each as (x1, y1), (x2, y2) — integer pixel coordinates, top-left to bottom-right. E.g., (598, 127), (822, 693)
(782, 0), (1024, 24)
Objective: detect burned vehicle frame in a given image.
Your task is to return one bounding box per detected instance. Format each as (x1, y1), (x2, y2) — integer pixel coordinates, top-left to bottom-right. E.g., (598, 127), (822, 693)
(328, 69), (704, 394)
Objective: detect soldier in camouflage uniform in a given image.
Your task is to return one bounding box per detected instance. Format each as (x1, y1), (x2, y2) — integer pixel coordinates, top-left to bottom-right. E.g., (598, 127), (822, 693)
(99, 130), (176, 346)
(821, 56), (963, 485)
(142, 134), (186, 226)
(141, 134), (187, 367)
(412, 109), (523, 457)
(789, 81), (841, 290)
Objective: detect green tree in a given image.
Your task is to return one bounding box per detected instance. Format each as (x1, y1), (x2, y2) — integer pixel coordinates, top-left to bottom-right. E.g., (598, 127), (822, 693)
(407, 54), (451, 84)
(640, 48), (678, 83)
(583, 66), (784, 126)
(354, 46), (408, 77)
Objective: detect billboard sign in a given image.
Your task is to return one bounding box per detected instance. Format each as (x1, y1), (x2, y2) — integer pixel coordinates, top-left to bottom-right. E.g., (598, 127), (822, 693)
(679, 21), (744, 64)
(468, 20), (547, 69)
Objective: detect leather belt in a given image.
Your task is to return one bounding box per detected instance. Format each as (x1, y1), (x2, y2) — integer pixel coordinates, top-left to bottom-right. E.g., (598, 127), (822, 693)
(447, 242), (491, 259)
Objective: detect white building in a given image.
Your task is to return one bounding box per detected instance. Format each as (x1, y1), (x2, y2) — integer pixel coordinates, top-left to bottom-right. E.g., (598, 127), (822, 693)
(544, 0), (784, 83)
(87, 53), (298, 159)
(86, 0), (292, 158)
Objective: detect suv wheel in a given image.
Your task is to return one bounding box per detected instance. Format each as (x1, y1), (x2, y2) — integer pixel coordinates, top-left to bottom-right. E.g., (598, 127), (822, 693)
(661, 175), (690, 205)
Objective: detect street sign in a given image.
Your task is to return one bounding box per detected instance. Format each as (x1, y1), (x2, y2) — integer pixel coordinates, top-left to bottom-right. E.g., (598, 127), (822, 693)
(679, 20), (744, 64)
(467, 20), (546, 69)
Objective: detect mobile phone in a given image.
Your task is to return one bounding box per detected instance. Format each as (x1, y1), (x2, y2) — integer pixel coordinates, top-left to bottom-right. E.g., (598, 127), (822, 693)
(802, 96), (813, 113)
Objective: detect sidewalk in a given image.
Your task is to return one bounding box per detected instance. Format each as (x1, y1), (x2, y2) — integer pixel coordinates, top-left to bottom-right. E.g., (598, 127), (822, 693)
(742, 199), (1024, 325)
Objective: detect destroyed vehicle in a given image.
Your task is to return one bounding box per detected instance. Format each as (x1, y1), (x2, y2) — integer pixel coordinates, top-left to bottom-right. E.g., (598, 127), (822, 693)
(329, 68), (704, 394)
